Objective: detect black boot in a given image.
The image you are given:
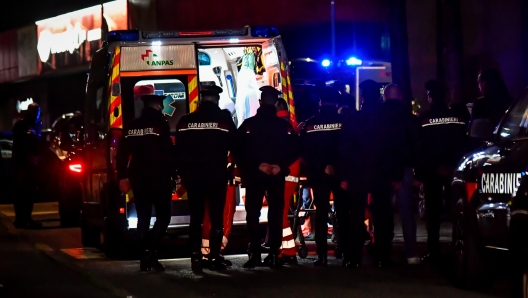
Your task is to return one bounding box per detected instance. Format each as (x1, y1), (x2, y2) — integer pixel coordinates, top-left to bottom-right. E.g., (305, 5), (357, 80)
(313, 254), (328, 267)
(209, 229), (227, 271)
(267, 252), (282, 269)
(201, 254), (211, 267)
(218, 254), (232, 267)
(140, 250), (165, 272)
(140, 250), (151, 271)
(148, 250), (165, 272)
(243, 245), (262, 269)
(282, 255), (298, 265)
(191, 252), (203, 273)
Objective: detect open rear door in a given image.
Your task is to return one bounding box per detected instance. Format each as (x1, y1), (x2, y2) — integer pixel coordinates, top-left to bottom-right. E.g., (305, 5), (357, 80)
(265, 36), (298, 127)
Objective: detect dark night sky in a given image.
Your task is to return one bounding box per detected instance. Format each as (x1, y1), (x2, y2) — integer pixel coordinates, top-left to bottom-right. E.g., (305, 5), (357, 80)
(0, 0), (112, 32)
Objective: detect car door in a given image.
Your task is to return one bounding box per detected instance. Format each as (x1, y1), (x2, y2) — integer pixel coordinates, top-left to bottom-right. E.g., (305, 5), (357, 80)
(474, 90), (528, 248)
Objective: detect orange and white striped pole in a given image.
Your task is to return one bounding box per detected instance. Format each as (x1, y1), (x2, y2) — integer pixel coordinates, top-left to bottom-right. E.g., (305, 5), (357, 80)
(108, 47), (122, 128)
(188, 74), (199, 113)
(286, 68), (298, 128)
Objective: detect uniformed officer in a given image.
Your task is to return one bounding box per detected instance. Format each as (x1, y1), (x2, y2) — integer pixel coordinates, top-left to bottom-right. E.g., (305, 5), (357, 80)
(369, 84), (418, 267)
(416, 80), (468, 262)
(339, 80), (381, 267)
(275, 98), (300, 263)
(116, 94), (173, 272)
(299, 87), (356, 267)
(233, 86), (299, 269)
(12, 103), (43, 229)
(175, 85), (236, 273)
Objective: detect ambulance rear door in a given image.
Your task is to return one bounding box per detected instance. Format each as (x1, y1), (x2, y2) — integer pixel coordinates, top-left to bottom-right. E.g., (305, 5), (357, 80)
(263, 36), (297, 126)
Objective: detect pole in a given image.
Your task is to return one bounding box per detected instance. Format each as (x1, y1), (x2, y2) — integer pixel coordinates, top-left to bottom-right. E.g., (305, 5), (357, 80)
(331, 0), (336, 57)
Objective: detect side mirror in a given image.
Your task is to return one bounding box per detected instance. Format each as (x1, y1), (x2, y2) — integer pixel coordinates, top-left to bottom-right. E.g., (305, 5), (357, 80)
(469, 119), (494, 141)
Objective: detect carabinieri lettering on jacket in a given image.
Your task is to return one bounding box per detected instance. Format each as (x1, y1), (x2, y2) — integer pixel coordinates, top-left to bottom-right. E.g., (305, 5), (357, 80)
(126, 127), (159, 137)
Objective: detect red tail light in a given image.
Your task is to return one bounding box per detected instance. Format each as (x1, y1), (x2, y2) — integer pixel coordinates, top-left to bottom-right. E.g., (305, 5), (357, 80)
(178, 31), (213, 36)
(69, 164), (83, 173)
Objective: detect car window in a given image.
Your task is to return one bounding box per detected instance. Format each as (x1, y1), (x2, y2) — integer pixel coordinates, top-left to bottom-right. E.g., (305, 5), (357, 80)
(497, 91), (528, 140)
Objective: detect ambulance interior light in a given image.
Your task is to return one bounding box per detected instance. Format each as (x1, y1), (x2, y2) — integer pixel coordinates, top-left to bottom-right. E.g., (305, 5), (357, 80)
(107, 30), (140, 42)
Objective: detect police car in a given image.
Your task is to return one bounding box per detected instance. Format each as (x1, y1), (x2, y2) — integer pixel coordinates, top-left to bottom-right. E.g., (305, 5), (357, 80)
(75, 26), (295, 257)
(451, 88), (528, 294)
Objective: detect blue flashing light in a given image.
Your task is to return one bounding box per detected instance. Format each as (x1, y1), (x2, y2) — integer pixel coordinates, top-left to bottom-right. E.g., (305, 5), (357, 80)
(346, 57), (362, 66)
(107, 30), (140, 42)
(321, 59), (331, 67)
(250, 26), (279, 38)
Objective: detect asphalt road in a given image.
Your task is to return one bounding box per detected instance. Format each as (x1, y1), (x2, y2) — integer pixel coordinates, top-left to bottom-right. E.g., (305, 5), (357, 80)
(0, 203), (512, 298)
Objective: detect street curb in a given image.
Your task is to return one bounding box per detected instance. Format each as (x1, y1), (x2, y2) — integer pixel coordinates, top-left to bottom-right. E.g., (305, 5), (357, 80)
(0, 210), (17, 236)
(34, 243), (137, 298)
(0, 212), (136, 298)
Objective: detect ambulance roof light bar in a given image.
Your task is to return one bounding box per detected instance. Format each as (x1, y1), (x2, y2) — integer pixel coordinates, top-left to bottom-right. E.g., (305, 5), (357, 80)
(107, 26), (278, 42)
(107, 30), (140, 42)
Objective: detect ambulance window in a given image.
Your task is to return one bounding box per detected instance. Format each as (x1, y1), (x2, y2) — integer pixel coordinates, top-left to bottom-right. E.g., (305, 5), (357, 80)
(133, 79), (187, 132)
(85, 46), (109, 143)
(198, 52), (211, 66)
(498, 91), (528, 140)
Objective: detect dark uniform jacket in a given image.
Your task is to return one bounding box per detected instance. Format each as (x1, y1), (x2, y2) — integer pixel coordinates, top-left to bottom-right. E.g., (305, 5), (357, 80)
(373, 100), (420, 182)
(339, 104), (375, 187)
(299, 106), (343, 182)
(416, 103), (468, 180)
(233, 104), (299, 187)
(174, 101), (236, 181)
(12, 119), (39, 166)
(116, 107), (173, 186)
(341, 100), (419, 186)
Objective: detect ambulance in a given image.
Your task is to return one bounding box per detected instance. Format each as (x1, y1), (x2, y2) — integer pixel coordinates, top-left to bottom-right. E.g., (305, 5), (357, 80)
(79, 26), (297, 255)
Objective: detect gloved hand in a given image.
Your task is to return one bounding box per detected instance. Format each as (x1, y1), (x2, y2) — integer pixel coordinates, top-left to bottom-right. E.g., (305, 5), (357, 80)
(119, 179), (131, 194)
(259, 163), (271, 174)
(325, 165), (336, 176)
(270, 165), (281, 176)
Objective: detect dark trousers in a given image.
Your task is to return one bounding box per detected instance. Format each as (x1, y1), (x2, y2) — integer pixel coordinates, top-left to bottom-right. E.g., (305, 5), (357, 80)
(245, 175), (284, 253)
(347, 187), (369, 263)
(14, 165), (38, 224)
(133, 183), (172, 251)
(185, 177), (227, 253)
(423, 173), (451, 254)
(312, 175), (352, 258)
(370, 181), (394, 262)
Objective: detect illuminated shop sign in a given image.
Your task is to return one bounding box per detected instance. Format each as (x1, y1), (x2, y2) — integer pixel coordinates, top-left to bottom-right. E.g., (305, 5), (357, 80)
(36, 0), (127, 68)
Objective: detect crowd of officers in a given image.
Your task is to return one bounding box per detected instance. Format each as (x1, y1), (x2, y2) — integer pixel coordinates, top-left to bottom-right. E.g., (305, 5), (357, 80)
(5, 62), (510, 274)
(116, 70), (504, 272)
